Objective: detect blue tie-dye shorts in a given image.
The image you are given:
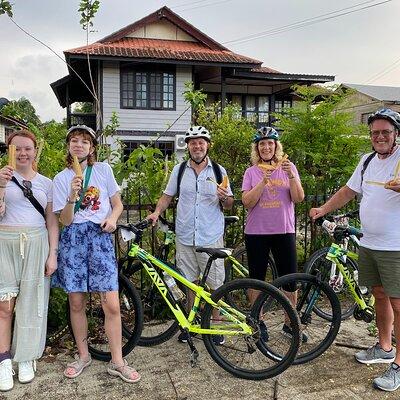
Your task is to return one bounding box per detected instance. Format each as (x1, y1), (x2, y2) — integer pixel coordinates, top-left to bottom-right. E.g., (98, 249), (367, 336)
(52, 221), (119, 293)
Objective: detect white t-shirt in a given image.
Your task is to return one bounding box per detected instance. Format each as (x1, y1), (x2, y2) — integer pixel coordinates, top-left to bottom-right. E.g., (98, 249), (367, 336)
(52, 162), (120, 224)
(0, 171), (52, 227)
(347, 147), (400, 250)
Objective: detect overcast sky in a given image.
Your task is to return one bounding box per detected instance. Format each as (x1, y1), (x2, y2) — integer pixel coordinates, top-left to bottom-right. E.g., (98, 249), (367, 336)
(0, 0), (399, 122)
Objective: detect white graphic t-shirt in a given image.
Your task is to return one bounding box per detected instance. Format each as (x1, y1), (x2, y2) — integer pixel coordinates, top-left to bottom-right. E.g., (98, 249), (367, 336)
(52, 162), (120, 224)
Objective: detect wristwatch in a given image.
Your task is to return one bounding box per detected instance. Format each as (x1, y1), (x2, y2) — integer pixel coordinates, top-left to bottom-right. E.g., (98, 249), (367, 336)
(66, 197), (75, 204)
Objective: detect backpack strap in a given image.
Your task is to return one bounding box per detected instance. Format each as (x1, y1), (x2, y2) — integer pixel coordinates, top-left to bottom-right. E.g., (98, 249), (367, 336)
(11, 176), (46, 219)
(176, 160), (187, 200)
(210, 159), (223, 185)
(361, 151), (376, 184)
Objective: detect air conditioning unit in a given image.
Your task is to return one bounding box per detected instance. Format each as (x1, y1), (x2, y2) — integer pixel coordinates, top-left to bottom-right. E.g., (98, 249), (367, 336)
(175, 134), (187, 150)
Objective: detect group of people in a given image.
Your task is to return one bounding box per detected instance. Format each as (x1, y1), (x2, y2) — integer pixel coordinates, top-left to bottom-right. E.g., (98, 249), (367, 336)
(0, 125), (139, 392)
(0, 107), (400, 393)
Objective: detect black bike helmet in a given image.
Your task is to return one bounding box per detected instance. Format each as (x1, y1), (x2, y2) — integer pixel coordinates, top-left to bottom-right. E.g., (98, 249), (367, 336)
(367, 108), (400, 131)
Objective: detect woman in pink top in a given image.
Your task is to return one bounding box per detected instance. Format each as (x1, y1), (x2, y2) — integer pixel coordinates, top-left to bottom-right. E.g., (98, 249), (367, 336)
(241, 127), (305, 339)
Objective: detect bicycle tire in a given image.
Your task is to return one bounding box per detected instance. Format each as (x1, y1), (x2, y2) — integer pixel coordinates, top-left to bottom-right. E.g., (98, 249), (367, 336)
(305, 247), (358, 320)
(201, 278), (299, 380)
(121, 256), (185, 346)
(272, 273), (341, 364)
(225, 245), (278, 283)
(68, 273), (143, 361)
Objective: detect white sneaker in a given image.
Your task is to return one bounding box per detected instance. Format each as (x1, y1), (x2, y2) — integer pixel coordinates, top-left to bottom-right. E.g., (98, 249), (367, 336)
(0, 359), (14, 392)
(18, 360), (36, 384)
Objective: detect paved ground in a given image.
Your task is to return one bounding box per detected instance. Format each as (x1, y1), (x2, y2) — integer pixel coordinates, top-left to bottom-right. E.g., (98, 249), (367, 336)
(1, 319), (399, 400)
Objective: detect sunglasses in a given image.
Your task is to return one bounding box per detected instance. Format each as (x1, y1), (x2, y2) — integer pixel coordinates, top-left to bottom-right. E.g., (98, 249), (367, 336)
(22, 180), (33, 198)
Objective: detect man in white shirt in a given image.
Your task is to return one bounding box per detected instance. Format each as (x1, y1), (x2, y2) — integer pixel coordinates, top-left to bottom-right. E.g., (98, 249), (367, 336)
(310, 108), (400, 392)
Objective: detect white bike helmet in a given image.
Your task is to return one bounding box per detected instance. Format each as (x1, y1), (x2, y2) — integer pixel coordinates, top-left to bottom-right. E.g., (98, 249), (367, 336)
(67, 125), (97, 144)
(185, 126), (211, 143)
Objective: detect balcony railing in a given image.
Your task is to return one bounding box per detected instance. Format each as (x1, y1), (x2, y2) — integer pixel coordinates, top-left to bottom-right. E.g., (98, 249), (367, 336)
(69, 113), (96, 131)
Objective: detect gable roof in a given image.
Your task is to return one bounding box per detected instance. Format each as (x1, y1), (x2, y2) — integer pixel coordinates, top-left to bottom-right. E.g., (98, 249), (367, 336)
(65, 6), (262, 67)
(98, 6), (227, 51)
(342, 83), (400, 102)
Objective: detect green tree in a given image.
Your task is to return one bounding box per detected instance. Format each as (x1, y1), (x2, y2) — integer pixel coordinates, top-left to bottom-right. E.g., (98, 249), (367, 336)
(73, 102), (94, 114)
(275, 85), (369, 194)
(2, 97), (41, 126)
(0, 0), (13, 17)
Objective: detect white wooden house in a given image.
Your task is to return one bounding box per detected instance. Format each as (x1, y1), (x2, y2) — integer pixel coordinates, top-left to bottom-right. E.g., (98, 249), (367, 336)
(51, 6), (334, 158)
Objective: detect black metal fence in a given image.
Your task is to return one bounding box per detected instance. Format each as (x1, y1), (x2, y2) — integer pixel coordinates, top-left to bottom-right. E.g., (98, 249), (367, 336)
(121, 185), (359, 268)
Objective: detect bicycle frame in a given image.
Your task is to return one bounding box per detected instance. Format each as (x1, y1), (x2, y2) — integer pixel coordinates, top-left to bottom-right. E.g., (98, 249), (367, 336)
(128, 243), (253, 337)
(326, 243), (375, 318)
(227, 255), (249, 278)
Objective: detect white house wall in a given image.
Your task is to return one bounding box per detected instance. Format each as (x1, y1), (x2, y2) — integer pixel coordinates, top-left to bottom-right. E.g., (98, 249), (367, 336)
(127, 20), (196, 42)
(102, 62), (192, 133)
(0, 123), (5, 143)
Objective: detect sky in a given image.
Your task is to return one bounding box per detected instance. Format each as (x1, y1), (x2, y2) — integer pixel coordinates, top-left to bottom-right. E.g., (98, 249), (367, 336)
(0, 0), (399, 122)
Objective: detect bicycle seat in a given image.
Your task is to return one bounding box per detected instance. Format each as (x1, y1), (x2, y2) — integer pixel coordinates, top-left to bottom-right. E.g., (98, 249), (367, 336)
(224, 216), (239, 227)
(195, 247), (232, 259)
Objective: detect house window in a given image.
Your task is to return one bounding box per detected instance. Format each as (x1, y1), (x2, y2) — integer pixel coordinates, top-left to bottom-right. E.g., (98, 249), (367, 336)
(274, 99), (292, 113)
(258, 96), (269, 124)
(121, 67), (175, 110)
(361, 112), (374, 124)
(123, 140), (174, 161)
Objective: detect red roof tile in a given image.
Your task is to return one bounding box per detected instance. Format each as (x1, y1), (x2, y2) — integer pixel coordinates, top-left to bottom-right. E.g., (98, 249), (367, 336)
(66, 38), (262, 65)
(251, 66), (281, 74)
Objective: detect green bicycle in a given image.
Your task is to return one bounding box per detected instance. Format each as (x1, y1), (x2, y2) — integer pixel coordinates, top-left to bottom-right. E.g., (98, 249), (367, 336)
(118, 220), (300, 380)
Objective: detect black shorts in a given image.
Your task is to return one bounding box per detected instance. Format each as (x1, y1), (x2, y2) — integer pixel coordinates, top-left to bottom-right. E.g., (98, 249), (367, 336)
(245, 233), (297, 290)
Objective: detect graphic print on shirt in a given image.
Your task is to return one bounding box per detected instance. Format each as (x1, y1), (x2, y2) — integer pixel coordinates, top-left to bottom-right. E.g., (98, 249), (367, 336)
(259, 178), (286, 209)
(78, 186), (101, 213)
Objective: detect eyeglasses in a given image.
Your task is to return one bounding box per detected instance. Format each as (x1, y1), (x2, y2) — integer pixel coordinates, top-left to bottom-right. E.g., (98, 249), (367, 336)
(370, 130), (394, 138)
(22, 180), (33, 198)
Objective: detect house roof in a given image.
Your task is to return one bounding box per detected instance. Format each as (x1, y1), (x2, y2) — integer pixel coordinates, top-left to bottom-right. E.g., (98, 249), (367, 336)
(65, 6), (261, 67)
(98, 6), (227, 51)
(66, 37), (261, 66)
(342, 83), (400, 102)
(0, 114), (28, 130)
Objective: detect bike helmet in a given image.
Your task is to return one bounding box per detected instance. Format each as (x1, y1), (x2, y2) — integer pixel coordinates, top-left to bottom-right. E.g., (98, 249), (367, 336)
(185, 126), (211, 143)
(253, 126), (279, 143)
(367, 108), (400, 131)
(66, 125), (97, 144)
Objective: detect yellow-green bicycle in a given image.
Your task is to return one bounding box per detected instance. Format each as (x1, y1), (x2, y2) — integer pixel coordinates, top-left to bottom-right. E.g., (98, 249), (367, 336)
(118, 219), (300, 380)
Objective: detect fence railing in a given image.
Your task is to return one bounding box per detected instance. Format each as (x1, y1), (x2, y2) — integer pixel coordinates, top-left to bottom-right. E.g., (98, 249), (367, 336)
(121, 186), (359, 268)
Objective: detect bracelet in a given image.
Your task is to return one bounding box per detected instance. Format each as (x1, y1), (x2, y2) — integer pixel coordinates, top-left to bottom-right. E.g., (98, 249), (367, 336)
(0, 185), (6, 188)
(288, 175), (295, 180)
(220, 196), (228, 203)
(66, 197), (75, 204)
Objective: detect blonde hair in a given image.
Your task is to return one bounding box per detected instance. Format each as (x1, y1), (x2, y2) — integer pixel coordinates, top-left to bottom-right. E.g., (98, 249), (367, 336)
(250, 140), (284, 165)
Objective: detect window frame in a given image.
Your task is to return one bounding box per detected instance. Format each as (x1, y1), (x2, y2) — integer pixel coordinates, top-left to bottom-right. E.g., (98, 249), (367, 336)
(122, 139), (175, 161)
(120, 64), (176, 111)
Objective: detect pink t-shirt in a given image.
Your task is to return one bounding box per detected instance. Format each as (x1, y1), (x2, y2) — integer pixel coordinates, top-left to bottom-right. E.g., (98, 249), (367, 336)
(241, 164), (299, 234)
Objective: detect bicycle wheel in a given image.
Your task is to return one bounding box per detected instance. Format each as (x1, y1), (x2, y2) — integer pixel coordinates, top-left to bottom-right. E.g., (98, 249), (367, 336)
(201, 278), (299, 380)
(272, 273), (341, 364)
(121, 256), (186, 346)
(68, 273), (143, 361)
(305, 247), (358, 320)
(225, 245), (277, 283)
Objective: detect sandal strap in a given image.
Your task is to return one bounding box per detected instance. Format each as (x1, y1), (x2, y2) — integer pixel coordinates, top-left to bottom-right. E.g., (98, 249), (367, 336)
(66, 355), (91, 370)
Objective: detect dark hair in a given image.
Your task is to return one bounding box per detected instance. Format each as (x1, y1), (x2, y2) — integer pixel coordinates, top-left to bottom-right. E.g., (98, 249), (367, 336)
(66, 130), (97, 168)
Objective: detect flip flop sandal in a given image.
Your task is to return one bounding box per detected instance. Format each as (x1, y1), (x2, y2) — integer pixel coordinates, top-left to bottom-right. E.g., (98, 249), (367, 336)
(64, 355), (92, 379)
(107, 359), (141, 383)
